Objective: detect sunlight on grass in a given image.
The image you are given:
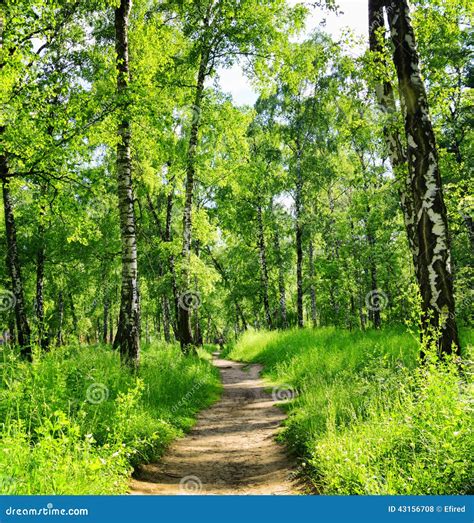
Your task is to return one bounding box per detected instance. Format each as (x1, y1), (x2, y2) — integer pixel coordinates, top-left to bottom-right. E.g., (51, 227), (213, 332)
(228, 327), (473, 495)
(0, 342), (221, 494)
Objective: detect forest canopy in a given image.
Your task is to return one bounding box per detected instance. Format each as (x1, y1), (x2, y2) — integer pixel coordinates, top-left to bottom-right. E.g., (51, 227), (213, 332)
(0, 0), (472, 498)
(0, 0), (472, 361)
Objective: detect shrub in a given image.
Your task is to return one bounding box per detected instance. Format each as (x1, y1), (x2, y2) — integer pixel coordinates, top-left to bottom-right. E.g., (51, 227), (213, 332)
(228, 327), (473, 494)
(0, 341), (221, 494)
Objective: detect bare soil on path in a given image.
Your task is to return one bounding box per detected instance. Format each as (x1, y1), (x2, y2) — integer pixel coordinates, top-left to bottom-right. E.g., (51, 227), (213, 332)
(130, 354), (302, 495)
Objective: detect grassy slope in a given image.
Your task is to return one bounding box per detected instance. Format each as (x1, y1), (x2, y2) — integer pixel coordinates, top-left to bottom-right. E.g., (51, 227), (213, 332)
(227, 327), (473, 495)
(0, 342), (221, 494)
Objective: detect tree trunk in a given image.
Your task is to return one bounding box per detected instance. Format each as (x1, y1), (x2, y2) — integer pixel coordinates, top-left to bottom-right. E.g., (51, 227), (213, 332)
(271, 200), (288, 329)
(295, 149), (304, 328)
(108, 310), (113, 344)
(358, 291), (366, 330)
(35, 210), (47, 349)
(162, 296), (171, 343)
(1, 177), (31, 359)
(56, 291), (64, 346)
(8, 318), (16, 346)
(113, 0), (140, 365)
(368, 245), (381, 329)
(349, 295), (356, 330)
(0, 7), (30, 356)
(308, 240), (317, 328)
(257, 202), (272, 329)
(163, 174), (180, 339)
(368, 0), (419, 273)
(365, 198), (381, 329)
(179, 48), (208, 350)
(103, 296), (109, 344)
(192, 242), (203, 347)
(69, 292), (78, 341)
(386, 0), (460, 355)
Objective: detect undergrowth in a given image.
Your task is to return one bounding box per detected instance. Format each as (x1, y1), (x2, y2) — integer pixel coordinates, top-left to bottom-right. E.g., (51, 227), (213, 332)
(227, 327), (473, 495)
(0, 342), (221, 494)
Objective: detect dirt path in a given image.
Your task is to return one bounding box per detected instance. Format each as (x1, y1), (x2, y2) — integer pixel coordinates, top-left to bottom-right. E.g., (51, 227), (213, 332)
(130, 354), (301, 495)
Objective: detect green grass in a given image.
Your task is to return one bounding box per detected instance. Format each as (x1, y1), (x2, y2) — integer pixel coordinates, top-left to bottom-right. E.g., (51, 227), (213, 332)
(0, 341), (221, 494)
(227, 327), (473, 495)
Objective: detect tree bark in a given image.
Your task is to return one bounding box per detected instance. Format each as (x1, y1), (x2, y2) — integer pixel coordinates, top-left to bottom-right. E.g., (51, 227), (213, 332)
(367, 225), (381, 329)
(108, 309), (113, 344)
(1, 177), (31, 359)
(163, 174), (180, 339)
(295, 149), (304, 328)
(368, 0), (419, 271)
(308, 240), (317, 328)
(162, 296), (171, 342)
(0, 7), (30, 356)
(35, 207), (48, 349)
(385, 0), (460, 355)
(103, 296), (109, 344)
(271, 200), (288, 329)
(56, 291), (64, 346)
(112, 0), (140, 365)
(68, 292), (78, 341)
(192, 243), (203, 346)
(361, 172), (381, 329)
(179, 47), (209, 350)
(256, 202), (272, 329)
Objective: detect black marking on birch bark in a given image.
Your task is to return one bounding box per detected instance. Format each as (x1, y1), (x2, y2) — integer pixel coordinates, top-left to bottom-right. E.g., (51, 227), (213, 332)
(386, 0), (459, 355)
(113, 0), (140, 365)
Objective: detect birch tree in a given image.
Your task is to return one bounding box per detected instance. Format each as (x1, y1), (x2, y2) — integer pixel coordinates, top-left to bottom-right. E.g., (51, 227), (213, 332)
(112, 0), (140, 364)
(382, 0), (460, 355)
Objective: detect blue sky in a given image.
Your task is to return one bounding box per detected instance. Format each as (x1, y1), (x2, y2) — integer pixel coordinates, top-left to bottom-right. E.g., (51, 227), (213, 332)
(216, 0), (368, 105)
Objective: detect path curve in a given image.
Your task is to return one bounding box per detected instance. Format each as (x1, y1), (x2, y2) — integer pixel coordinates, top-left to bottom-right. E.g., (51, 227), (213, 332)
(130, 354), (301, 495)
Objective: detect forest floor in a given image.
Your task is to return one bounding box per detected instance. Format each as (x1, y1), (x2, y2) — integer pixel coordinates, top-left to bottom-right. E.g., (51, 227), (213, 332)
(129, 353), (302, 495)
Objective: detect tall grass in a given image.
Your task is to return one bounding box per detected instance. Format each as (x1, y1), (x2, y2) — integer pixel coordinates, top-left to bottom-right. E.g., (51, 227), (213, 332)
(227, 327), (473, 495)
(0, 342), (221, 494)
